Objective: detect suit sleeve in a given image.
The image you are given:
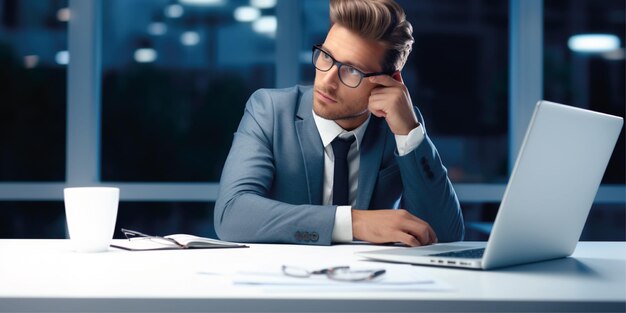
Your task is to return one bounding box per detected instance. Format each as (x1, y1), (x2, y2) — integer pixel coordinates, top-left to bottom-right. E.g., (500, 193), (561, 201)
(214, 89), (336, 245)
(395, 107), (465, 242)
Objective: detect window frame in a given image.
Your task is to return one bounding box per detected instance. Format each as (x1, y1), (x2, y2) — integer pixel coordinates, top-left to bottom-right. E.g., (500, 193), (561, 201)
(0, 0), (622, 206)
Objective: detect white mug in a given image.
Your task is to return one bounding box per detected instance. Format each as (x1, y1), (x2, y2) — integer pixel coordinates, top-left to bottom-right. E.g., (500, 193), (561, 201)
(64, 187), (119, 252)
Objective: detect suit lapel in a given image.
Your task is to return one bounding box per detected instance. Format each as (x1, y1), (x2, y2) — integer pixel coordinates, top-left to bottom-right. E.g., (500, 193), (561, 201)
(356, 117), (386, 209)
(295, 88), (324, 205)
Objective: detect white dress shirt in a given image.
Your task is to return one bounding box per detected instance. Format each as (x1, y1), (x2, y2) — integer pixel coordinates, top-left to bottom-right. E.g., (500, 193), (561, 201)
(312, 111), (426, 242)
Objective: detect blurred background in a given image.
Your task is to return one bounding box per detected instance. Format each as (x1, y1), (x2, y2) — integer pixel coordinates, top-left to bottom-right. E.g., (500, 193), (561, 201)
(0, 0), (623, 241)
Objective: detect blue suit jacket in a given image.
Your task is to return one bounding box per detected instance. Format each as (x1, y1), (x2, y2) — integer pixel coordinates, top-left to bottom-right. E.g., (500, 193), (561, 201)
(215, 85), (464, 245)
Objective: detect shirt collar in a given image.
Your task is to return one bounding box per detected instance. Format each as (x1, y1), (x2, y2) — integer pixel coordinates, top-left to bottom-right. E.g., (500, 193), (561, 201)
(312, 110), (370, 150)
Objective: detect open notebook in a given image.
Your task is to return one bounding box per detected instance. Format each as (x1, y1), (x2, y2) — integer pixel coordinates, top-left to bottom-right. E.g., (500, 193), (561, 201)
(111, 228), (248, 251)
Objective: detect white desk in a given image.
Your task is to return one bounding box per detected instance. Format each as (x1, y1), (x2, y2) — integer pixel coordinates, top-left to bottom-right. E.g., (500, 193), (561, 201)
(0, 240), (624, 312)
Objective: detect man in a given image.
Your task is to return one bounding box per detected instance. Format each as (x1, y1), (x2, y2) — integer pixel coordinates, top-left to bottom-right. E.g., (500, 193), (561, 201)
(214, 0), (464, 246)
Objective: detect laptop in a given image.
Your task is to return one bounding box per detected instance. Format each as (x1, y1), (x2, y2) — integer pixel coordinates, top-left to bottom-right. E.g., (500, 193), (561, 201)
(358, 100), (623, 270)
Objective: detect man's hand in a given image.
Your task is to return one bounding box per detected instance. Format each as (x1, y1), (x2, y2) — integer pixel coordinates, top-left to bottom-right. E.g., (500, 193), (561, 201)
(367, 74), (419, 135)
(352, 209), (438, 246)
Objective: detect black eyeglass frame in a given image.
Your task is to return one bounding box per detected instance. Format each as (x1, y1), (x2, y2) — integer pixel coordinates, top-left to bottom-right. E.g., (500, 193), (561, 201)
(312, 45), (394, 88)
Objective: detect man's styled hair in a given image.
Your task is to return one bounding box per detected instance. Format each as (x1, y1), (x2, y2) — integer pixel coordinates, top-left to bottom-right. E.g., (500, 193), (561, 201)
(329, 0), (414, 72)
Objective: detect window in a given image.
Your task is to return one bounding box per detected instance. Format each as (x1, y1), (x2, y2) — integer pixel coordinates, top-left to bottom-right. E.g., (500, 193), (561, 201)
(544, 0), (625, 184)
(0, 0), (67, 181)
(101, 0), (276, 182)
(300, 0), (510, 183)
(0, 0), (623, 240)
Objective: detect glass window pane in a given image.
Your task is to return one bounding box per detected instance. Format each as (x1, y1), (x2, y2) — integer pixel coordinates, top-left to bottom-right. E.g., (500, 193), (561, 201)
(300, 0), (509, 183)
(113, 201), (216, 239)
(0, 201), (216, 239)
(544, 0), (625, 184)
(462, 202), (625, 241)
(0, 201), (65, 238)
(0, 0), (67, 181)
(581, 204), (626, 240)
(101, 0), (275, 182)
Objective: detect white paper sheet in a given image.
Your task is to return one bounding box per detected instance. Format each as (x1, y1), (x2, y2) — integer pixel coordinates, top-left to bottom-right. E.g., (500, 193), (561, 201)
(222, 263), (455, 291)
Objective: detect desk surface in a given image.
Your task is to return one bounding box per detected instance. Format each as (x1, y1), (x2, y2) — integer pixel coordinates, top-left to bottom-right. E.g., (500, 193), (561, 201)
(0, 240), (624, 312)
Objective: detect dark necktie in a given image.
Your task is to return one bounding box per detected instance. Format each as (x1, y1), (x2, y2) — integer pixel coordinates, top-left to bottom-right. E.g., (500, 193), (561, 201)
(331, 135), (355, 205)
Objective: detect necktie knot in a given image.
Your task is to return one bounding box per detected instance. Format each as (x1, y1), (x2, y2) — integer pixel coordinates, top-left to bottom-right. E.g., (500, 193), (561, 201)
(331, 136), (355, 159)
(331, 135), (355, 205)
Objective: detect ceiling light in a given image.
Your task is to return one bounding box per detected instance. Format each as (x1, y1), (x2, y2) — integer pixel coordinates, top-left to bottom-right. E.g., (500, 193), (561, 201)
(181, 31), (200, 46)
(234, 6), (260, 22)
(23, 55), (39, 69)
(165, 4), (184, 18)
(250, 0), (276, 9)
(252, 16), (277, 37)
(148, 22), (167, 36)
(134, 48), (157, 63)
(55, 51), (70, 65)
(179, 0), (225, 6)
(57, 8), (71, 22)
(568, 34), (621, 53)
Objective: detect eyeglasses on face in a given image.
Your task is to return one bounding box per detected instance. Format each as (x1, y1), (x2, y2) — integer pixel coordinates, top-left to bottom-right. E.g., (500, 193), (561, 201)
(312, 45), (394, 88)
(281, 265), (386, 282)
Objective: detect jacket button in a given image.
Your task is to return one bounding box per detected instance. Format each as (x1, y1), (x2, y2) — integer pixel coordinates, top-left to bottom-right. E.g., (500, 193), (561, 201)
(311, 232), (319, 242)
(295, 231), (302, 241)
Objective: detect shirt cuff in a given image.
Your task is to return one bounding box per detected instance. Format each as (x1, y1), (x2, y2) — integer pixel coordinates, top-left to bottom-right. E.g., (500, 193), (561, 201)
(394, 124), (425, 156)
(331, 206), (353, 243)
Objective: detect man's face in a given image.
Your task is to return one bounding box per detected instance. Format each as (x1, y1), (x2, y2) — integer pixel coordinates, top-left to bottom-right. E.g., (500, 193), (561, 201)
(313, 24), (387, 130)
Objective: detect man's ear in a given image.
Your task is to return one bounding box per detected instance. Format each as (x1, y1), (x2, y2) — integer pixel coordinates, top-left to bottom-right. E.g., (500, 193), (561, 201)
(391, 71), (403, 83)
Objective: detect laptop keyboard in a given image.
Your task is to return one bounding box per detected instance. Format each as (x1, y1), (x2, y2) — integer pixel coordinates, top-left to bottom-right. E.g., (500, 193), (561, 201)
(430, 248), (485, 259)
